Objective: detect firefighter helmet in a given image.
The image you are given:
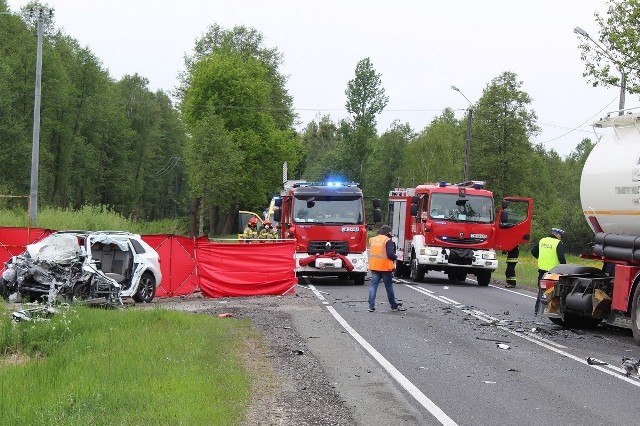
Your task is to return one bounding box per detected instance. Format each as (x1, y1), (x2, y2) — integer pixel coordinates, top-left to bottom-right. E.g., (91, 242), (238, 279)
(248, 217), (258, 227)
(263, 219), (272, 228)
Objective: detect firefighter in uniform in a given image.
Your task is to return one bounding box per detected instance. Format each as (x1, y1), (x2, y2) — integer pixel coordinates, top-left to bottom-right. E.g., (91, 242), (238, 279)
(504, 245), (519, 288)
(259, 220), (277, 240)
(242, 217), (259, 242)
(531, 227), (566, 315)
(367, 225), (405, 312)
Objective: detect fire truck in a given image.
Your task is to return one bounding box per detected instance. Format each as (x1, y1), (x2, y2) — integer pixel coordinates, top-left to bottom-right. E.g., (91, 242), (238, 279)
(538, 110), (640, 343)
(273, 180), (381, 285)
(388, 181), (532, 285)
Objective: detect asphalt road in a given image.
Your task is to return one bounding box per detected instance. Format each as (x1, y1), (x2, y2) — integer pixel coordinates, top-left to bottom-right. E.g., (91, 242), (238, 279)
(295, 271), (640, 426)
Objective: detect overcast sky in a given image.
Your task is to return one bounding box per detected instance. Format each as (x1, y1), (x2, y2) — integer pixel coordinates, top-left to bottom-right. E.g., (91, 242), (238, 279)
(7, 0), (634, 157)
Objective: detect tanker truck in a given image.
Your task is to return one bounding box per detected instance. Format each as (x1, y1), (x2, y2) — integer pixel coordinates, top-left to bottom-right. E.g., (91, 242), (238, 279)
(538, 110), (640, 344)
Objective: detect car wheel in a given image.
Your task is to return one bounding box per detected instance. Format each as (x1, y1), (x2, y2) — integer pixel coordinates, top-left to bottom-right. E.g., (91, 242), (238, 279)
(133, 272), (156, 303)
(72, 282), (90, 302)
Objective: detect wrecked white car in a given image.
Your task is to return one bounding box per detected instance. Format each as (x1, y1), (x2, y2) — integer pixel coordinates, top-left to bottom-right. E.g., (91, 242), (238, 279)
(0, 231), (162, 305)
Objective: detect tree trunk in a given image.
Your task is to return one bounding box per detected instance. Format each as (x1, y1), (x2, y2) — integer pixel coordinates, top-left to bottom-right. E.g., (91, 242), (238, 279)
(189, 198), (200, 238)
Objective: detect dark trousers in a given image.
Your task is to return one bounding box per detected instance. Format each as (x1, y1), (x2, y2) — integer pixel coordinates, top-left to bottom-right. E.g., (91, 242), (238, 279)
(534, 269), (547, 314)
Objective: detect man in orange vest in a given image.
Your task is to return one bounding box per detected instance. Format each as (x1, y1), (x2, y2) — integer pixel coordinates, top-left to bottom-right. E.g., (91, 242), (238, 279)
(368, 225), (405, 312)
(531, 227), (566, 315)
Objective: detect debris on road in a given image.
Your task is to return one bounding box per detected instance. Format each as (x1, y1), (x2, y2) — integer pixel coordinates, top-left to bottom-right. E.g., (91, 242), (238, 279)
(586, 357), (608, 366)
(496, 343), (511, 350)
(217, 312), (233, 318)
(622, 357), (640, 377)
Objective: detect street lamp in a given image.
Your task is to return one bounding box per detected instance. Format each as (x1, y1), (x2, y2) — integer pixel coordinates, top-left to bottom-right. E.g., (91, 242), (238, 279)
(574, 26), (626, 115)
(451, 86), (473, 182)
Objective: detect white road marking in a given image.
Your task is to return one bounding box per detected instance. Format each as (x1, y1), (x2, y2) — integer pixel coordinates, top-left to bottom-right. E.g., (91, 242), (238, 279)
(405, 284), (640, 387)
(307, 283), (458, 426)
(489, 283), (537, 299)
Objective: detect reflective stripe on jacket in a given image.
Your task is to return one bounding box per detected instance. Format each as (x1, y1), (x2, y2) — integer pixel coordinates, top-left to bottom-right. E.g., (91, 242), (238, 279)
(369, 235), (394, 272)
(537, 236), (560, 271)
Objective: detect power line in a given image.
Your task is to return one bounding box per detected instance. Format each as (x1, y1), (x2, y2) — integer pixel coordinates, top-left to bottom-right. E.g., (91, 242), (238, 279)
(535, 96), (618, 145)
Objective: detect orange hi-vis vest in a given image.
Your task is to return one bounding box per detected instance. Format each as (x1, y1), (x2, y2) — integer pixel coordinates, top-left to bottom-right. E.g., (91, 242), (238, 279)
(369, 235), (394, 272)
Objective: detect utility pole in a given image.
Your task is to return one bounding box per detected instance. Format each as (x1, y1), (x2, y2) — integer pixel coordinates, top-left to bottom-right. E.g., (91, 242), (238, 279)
(463, 108), (473, 182)
(451, 86), (473, 182)
(28, 7), (53, 226)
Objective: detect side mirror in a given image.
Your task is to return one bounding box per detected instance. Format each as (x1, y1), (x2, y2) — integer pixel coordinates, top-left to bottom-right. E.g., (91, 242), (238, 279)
(501, 199), (509, 209)
(274, 198), (282, 207)
(274, 208), (281, 222)
(410, 204), (418, 217)
(373, 208), (382, 223)
(411, 196), (420, 205)
(372, 198), (381, 209)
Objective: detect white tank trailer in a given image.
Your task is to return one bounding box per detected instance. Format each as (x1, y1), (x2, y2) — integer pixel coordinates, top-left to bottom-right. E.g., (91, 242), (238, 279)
(540, 110), (640, 343)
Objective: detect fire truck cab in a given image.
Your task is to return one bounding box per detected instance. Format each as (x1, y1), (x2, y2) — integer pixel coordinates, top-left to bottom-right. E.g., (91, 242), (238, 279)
(389, 181), (532, 286)
(274, 180), (380, 285)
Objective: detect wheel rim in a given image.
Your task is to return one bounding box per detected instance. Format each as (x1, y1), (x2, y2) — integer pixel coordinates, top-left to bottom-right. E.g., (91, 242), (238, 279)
(139, 276), (154, 300)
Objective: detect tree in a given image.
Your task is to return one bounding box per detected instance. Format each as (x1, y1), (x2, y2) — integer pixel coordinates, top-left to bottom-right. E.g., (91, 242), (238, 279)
(577, 0), (640, 95)
(342, 58), (389, 184)
(181, 45), (300, 235)
(471, 71), (540, 203)
(180, 24), (295, 130)
(399, 109), (464, 186)
(298, 115), (343, 181)
(364, 121), (414, 209)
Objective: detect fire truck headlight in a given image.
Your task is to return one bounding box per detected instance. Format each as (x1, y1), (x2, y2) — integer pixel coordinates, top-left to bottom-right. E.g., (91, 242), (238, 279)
(482, 252), (496, 260)
(420, 248), (438, 256)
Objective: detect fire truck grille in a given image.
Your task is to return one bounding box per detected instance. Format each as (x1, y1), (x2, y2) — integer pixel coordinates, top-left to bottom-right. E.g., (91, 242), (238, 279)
(308, 241), (349, 254)
(437, 236), (486, 244)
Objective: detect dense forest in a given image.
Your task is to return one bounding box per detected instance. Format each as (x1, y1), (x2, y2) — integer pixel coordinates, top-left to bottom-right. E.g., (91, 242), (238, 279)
(0, 0), (634, 253)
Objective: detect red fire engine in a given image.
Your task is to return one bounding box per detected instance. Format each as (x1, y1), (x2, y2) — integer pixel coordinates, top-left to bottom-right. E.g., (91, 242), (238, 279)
(273, 180), (381, 285)
(388, 181), (532, 285)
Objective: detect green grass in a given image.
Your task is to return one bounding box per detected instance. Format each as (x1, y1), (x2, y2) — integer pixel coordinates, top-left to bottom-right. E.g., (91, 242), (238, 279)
(495, 251), (602, 289)
(0, 306), (254, 425)
(0, 205), (188, 235)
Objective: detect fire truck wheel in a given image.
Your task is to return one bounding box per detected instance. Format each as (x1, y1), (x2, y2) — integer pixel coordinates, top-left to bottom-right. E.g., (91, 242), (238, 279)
(476, 271), (491, 286)
(631, 287), (640, 343)
(410, 254), (425, 282)
(353, 274), (366, 286)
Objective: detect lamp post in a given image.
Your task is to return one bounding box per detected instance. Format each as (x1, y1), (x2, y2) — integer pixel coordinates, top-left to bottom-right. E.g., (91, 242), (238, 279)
(451, 85), (473, 182)
(574, 26), (626, 115)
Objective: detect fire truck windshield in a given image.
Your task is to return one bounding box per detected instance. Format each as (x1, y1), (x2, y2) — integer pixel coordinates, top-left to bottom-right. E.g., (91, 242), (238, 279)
(293, 196), (363, 224)
(429, 193), (493, 223)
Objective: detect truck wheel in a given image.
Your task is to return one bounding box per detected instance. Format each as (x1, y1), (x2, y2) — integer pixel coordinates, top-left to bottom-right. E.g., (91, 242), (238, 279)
(410, 253), (425, 282)
(631, 287), (640, 344)
(353, 274), (365, 286)
(476, 271), (491, 286)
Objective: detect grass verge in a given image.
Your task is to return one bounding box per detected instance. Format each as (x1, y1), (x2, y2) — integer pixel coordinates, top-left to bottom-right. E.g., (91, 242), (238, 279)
(0, 305), (254, 425)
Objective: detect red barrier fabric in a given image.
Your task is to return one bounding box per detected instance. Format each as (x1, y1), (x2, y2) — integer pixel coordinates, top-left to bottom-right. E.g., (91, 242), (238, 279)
(0, 227), (52, 267)
(196, 240), (298, 298)
(142, 235), (202, 297)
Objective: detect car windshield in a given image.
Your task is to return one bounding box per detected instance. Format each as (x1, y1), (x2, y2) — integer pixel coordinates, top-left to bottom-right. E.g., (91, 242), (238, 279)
(293, 196), (363, 224)
(429, 193), (493, 223)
